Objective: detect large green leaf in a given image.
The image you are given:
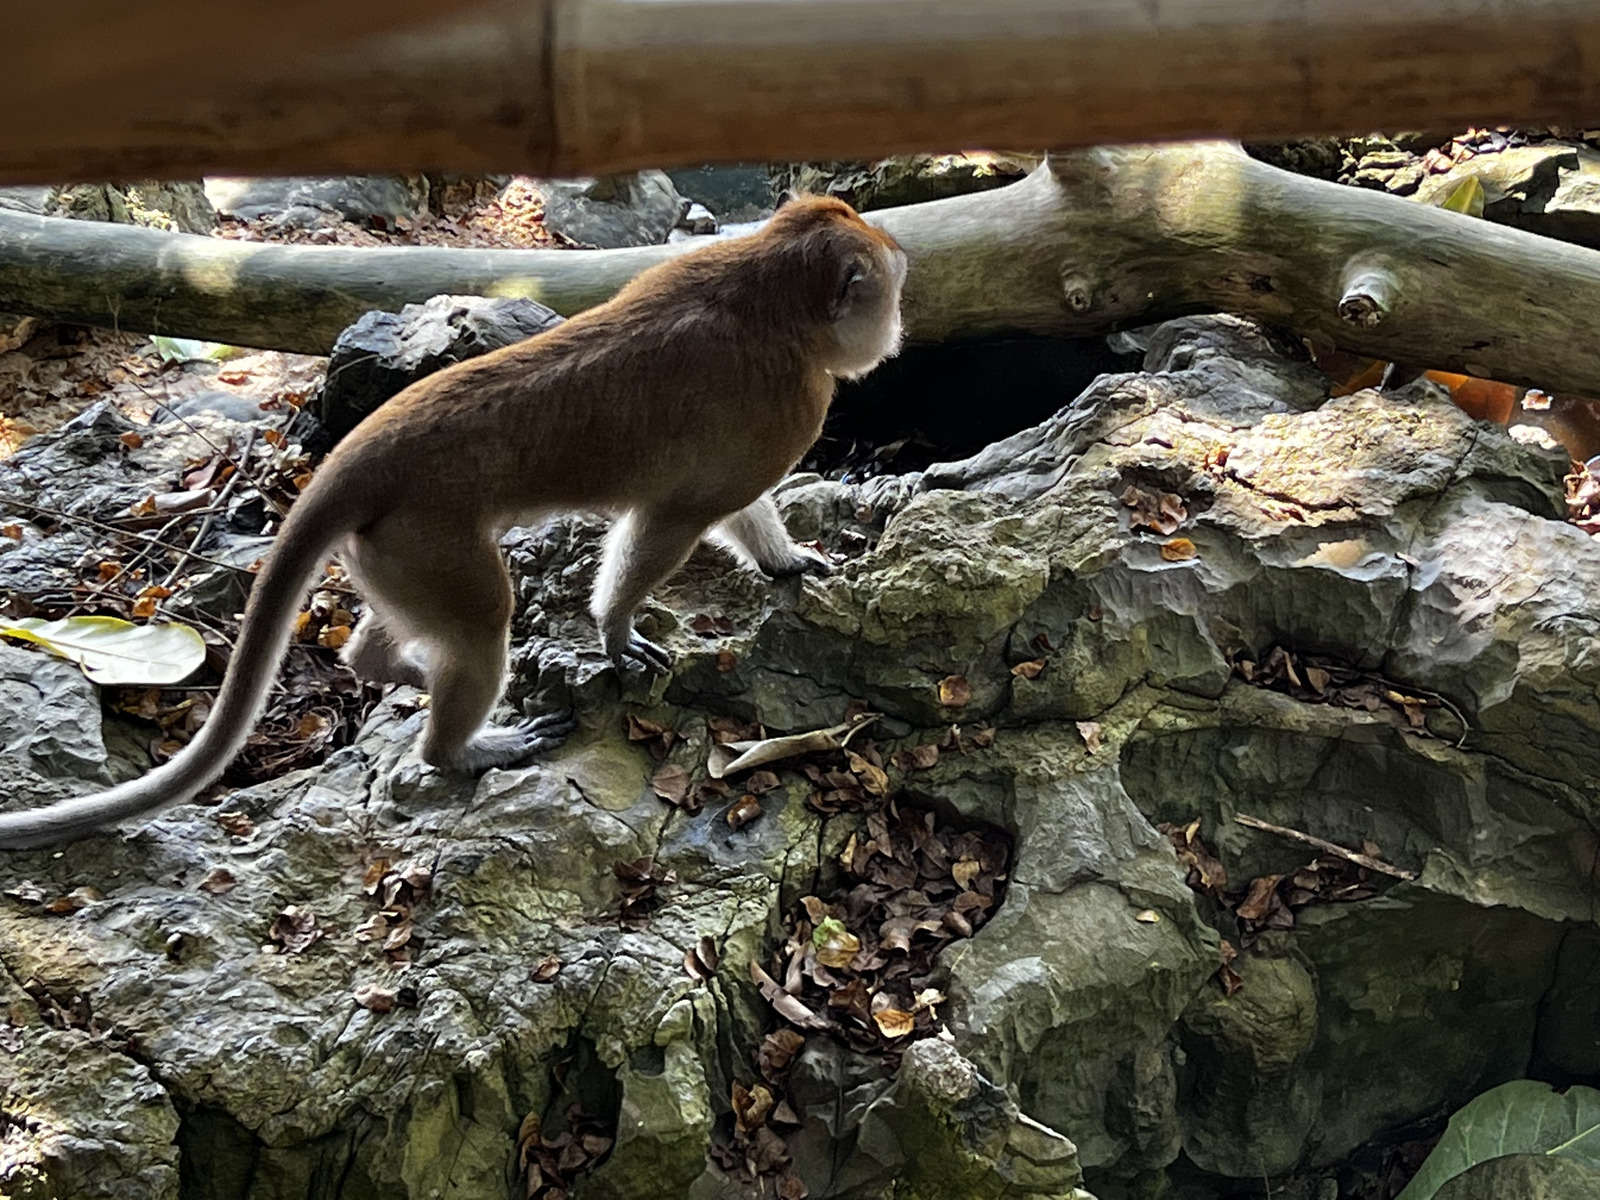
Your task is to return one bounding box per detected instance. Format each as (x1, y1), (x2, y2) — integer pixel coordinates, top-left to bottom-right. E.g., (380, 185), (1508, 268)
(1397, 1080), (1600, 1200)
(0, 615), (206, 685)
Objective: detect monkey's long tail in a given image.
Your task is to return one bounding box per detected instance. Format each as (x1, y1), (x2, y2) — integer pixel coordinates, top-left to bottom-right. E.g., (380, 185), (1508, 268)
(0, 485), (357, 850)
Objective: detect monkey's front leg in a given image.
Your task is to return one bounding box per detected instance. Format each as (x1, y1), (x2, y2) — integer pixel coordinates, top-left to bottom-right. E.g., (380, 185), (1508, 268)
(591, 508), (709, 673)
(713, 493), (832, 578)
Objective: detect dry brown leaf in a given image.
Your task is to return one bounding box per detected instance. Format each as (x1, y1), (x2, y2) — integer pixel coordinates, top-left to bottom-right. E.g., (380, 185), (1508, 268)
(216, 811), (256, 838)
(1160, 537), (1197, 562)
(726, 794), (763, 829)
(732, 1081), (774, 1132)
(1010, 658), (1046, 679)
(353, 984), (397, 1013)
(650, 764), (692, 806)
(42, 886), (102, 915)
(266, 904), (327, 954)
(757, 1030), (806, 1080)
(198, 868), (238, 895)
(937, 675), (972, 707)
(813, 917), (861, 969)
(951, 857), (980, 891)
(890, 743), (939, 771)
(845, 750), (888, 796)
(1076, 720), (1103, 754)
(871, 1007), (915, 1039)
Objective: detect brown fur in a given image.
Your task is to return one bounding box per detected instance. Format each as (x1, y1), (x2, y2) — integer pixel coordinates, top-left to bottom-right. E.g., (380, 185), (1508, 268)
(0, 197), (907, 848)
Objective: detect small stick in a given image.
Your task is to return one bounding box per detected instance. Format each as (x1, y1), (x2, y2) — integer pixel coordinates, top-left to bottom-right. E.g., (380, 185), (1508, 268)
(159, 429), (255, 589)
(135, 388), (289, 516)
(0, 494), (240, 573)
(1233, 813), (1417, 880)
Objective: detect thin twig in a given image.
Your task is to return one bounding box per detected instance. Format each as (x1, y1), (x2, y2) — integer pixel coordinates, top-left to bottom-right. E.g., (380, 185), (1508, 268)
(0, 493), (241, 572)
(62, 505), (198, 617)
(129, 382), (290, 517)
(159, 428), (255, 589)
(1233, 813), (1418, 880)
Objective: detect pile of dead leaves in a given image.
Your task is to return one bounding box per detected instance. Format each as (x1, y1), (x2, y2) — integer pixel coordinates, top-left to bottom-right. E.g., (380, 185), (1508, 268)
(1566, 458), (1600, 535)
(1231, 645), (1446, 737)
(1229, 852), (1380, 940)
(353, 857), (432, 966)
(516, 1105), (616, 1200)
(1121, 481), (1188, 535)
(20, 976), (107, 1040)
(614, 856), (676, 930)
(1160, 820), (1397, 995)
(264, 904), (334, 955)
(710, 1030), (809, 1198)
(753, 801), (1009, 1058)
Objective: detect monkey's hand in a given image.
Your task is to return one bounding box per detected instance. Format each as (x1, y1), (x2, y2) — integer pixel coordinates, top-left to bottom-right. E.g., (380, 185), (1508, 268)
(607, 628), (673, 675)
(761, 543), (834, 579)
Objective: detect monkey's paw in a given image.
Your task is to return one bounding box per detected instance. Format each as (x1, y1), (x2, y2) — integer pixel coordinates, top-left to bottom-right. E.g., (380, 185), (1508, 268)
(764, 543), (834, 579)
(457, 710), (578, 770)
(608, 630), (672, 675)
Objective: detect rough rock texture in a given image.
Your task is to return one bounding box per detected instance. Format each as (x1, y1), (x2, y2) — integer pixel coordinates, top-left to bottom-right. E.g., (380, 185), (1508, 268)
(204, 176), (428, 227)
(664, 167), (775, 224)
(539, 171), (688, 248)
(774, 153), (1040, 213)
(315, 294), (565, 437)
(1, 315), (1597, 1199)
(49, 182), (216, 234)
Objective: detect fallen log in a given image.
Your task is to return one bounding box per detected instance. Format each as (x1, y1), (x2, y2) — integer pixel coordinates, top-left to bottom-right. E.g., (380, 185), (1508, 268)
(9, 0), (1600, 182)
(3, 142), (1599, 397)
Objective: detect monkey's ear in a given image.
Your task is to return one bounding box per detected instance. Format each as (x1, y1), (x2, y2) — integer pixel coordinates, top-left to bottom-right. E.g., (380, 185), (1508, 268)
(831, 255), (871, 319)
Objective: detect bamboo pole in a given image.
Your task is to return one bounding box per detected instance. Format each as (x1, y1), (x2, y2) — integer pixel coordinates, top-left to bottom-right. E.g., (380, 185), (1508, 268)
(5, 0), (1600, 184)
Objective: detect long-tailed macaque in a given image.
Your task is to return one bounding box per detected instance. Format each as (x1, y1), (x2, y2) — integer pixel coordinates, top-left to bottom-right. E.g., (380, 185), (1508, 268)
(0, 197), (907, 849)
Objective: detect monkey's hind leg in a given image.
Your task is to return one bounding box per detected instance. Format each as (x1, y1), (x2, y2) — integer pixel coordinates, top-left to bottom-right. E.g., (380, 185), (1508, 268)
(340, 606), (428, 688)
(351, 530), (575, 771)
(713, 493), (833, 578)
(592, 507), (709, 673)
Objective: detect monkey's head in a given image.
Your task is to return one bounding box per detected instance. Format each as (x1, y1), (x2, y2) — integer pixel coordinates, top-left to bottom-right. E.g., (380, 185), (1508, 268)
(766, 196), (908, 380)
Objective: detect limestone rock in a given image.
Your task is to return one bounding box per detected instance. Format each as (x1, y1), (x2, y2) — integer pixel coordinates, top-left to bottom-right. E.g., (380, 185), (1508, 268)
(315, 294), (564, 437)
(540, 171), (688, 248)
(2, 314), (1598, 1198)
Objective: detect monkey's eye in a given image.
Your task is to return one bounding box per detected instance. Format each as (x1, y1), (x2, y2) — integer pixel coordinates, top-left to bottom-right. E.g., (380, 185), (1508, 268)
(836, 261), (869, 308)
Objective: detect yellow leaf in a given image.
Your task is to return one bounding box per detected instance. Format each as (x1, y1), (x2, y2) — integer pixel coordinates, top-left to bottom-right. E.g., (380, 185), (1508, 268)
(1439, 175), (1485, 218)
(0, 615), (205, 685)
(872, 1007), (915, 1038)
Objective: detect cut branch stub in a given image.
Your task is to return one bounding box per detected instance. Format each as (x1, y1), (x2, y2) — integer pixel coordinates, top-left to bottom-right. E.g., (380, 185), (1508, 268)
(1060, 271), (1094, 314)
(1338, 260), (1402, 329)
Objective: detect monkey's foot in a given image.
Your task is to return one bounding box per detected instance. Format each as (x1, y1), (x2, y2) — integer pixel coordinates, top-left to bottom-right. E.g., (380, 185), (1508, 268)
(607, 630), (672, 675)
(763, 543), (834, 579)
(454, 710), (578, 771)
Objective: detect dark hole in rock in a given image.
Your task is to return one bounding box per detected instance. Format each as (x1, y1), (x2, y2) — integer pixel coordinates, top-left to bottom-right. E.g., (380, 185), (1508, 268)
(177, 1100), (387, 1200)
(804, 334), (1141, 481)
(176, 1102), (260, 1200)
(516, 1032), (623, 1196)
